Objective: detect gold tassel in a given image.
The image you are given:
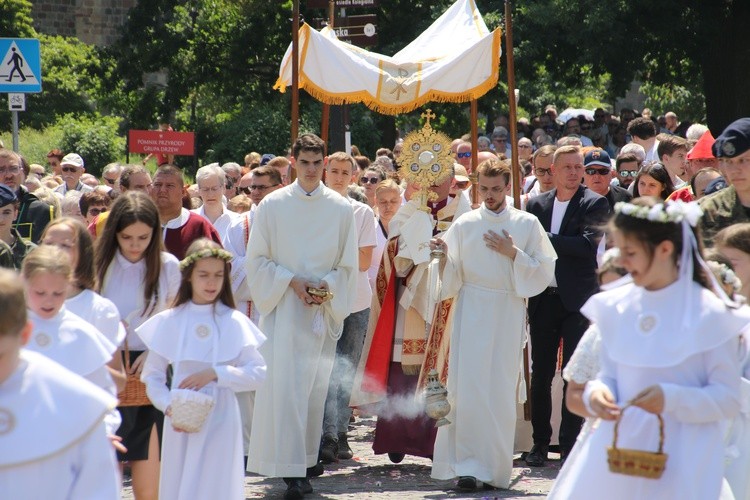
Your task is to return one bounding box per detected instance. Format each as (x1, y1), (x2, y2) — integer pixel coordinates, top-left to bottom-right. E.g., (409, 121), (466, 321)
(401, 364), (421, 376)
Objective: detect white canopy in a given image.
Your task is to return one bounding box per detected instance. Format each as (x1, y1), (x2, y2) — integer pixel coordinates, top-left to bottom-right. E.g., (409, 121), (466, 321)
(274, 0), (502, 115)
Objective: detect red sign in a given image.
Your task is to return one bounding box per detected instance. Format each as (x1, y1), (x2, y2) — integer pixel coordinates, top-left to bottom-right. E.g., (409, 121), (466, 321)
(128, 130), (195, 156)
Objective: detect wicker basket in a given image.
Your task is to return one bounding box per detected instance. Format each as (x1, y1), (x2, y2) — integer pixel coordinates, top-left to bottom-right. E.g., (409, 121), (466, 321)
(117, 342), (151, 407)
(607, 406), (668, 479)
(169, 388), (215, 433)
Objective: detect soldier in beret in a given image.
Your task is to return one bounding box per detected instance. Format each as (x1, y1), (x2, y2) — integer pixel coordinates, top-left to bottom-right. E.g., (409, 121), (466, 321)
(699, 118), (750, 247)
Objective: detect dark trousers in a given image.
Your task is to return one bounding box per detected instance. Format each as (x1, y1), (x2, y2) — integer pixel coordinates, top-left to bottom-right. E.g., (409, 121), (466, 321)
(528, 291), (588, 451)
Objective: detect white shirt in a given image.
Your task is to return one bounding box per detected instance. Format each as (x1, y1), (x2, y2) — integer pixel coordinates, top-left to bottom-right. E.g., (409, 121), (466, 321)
(369, 218), (389, 292)
(350, 198), (377, 313)
(549, 198), (570, 287)
(99, 250), (181, 350)
(191, 204), (239, 242)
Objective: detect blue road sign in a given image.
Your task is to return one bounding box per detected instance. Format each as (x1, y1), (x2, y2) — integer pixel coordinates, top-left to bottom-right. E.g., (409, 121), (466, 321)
(0, 38), (42, 93)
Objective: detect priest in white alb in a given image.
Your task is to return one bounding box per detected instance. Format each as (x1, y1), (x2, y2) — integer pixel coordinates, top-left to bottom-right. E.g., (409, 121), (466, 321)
(430, 159), (556, 491)
(245, 134), (358, 500)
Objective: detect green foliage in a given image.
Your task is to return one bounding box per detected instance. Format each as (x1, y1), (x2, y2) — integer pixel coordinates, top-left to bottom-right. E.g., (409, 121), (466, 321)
(57, 114), (125, 177)
(0, 125), (63, 165)
(0, 0), (35, 38)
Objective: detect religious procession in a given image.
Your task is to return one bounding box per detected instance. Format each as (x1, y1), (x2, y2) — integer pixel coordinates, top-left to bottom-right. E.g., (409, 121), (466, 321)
(3, 0), (750, 499)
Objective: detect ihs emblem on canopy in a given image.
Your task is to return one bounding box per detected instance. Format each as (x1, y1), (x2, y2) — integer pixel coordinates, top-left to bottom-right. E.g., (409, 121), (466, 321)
(397, 109), (454, 212)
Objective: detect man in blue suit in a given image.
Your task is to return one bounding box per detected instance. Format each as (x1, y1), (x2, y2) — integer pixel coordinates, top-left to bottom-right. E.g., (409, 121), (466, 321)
(525, 145), (610, 466)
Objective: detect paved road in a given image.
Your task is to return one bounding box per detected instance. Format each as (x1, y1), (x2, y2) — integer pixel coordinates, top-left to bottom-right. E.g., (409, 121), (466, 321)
(123, 415), (559, 499)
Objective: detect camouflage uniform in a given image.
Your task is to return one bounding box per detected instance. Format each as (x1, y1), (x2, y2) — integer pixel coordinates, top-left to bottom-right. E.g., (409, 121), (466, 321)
(698, 185), (750, 248)
(0, 240), (14, 270)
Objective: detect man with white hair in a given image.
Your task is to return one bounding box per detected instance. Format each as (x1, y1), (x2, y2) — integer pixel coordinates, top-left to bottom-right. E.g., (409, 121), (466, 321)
(191, 164), (239, 240)
(54, 153), (93, 195)
(491, 126), (512, 158)
(518, 137), (533, 162)
(100, 163), (121, 190)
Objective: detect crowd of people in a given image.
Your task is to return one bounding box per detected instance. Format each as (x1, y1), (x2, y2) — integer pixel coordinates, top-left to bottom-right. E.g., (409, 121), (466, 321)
(3, 106), (750, 500)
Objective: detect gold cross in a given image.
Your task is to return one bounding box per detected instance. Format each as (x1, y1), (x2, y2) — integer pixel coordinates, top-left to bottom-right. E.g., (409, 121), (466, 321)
(421, 109), (436, 127)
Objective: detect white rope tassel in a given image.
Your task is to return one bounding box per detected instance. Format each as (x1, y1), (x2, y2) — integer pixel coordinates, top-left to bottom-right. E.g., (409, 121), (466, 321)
(313, 308), (325, 337)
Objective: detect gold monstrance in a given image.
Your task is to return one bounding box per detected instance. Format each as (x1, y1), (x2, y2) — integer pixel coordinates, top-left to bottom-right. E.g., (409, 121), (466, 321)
(396, 110), (454, 212)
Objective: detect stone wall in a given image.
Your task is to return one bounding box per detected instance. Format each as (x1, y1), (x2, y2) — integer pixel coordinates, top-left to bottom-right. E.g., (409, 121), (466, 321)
(32, 0), (137, 47)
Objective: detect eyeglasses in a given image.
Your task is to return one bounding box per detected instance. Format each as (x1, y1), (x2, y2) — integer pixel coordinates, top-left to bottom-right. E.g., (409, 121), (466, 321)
(199, 185), (223, 193)
(359, 177), (380, 185)
(456, 152), (471, 159)
(103, 177), (117, 185)
(61, 166), (80, 173)
(0, 166), (20, 175)
(585, 167), (611, 176)
(88, 207), (107, 216)
(240, 184), (280, 194)
(618, 170), (638, 177)
(518, 144), (532, 149)
(534, 168), (553, 177)
(454, 181), (470, 189)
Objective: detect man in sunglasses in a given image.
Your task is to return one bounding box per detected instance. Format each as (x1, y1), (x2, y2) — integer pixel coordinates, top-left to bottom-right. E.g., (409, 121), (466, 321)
(54, 153), (93, 195)
(614, 153), (640, 189)
(455, 142), (473, 172)
(100, 163), (122, 191)
(582, 149), (631, 209)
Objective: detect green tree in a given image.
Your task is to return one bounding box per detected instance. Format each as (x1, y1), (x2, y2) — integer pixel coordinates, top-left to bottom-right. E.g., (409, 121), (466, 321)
(0, 0), (35, 38)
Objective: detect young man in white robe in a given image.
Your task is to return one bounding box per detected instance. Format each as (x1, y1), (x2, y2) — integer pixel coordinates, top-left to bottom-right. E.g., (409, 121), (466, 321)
(430, 159), (557, 491)
(245, 134), (358, 500)
(0, 269), (120, 499)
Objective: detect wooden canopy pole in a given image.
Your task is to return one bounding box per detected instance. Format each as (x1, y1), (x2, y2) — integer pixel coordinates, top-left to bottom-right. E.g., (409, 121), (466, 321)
(290, 0), (300, 181)
(470, 99), (479, 206)
(504, 0), (531, 422)
(320, 0), (334, 150)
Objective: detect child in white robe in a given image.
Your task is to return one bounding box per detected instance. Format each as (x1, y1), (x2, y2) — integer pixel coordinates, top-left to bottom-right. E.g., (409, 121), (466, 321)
(550, 199), (749, 500)
(21, 246), (121, 438)
(41, 217), (127, 391)
(139, 239), (267, 500)
(0, 269), (120, 499)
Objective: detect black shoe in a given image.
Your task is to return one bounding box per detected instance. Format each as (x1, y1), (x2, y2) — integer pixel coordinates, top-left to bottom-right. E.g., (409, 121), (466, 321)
(457, 476), (478, 491)
(319, 435), (338, 464)
(337, 432), (353, 459)
(301, 478), (313, 494)
(525, 444), (549, 467)
(306, 462), (324, 478)
(283, 479), (306, 500)
(388, 452), (405, 463)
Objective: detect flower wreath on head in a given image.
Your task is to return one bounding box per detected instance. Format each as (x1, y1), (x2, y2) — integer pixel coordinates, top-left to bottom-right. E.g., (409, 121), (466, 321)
(706, 260), (743, 293)
(179, 248), (233, 271)
(614, 200), (703, 227)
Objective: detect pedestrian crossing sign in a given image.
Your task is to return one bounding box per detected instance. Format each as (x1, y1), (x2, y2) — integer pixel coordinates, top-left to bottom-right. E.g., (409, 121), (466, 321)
(0, 38), (42, 93)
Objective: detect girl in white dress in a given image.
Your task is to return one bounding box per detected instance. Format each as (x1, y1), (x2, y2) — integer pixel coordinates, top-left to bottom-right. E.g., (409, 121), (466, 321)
(715, 224), (750, 500)
(41, 217), (126, 392)
(21, 246), (119, 434)
(94, 191), (181, 500)
(550, 198), (750, 500)
(138, 239), (266, 500)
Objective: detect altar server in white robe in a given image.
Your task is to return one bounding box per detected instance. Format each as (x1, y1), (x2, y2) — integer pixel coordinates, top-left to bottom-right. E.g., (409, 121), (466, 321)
(21, 246), (120, 437)
(139, 239), (267, 500)
(246, 134), (357, 499)
(430, 158), (556, 490)
(0, 269), (120, 500)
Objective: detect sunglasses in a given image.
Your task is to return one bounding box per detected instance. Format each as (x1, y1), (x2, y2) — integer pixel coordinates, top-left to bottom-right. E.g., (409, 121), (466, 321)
(454, 181), (470, 189)
(618, 170), (638, 177)
(103, 177), (117, 185)
(360, 177), (380, 185)
(61, 166), (79, 173)
(456, 152), (471, 159)
(88, 207), (107, 216)
(585, 167), (611, 176)
(239, 184), (280, 194)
